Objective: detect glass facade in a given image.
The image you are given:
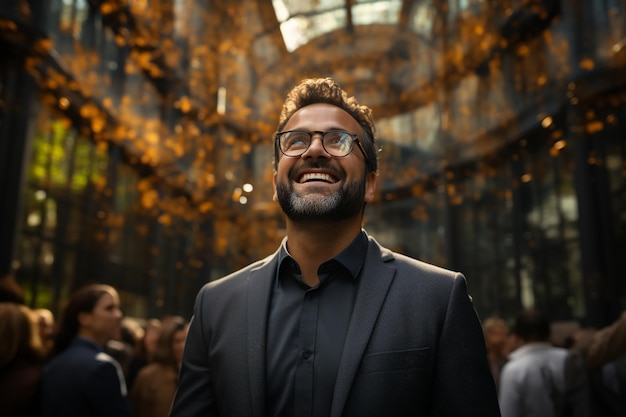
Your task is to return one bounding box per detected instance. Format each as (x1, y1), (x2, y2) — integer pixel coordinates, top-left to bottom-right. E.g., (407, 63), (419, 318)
(13, 106), (209, 318)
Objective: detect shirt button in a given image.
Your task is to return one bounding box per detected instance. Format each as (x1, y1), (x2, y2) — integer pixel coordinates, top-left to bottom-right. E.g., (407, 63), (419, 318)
(302, 350), (312, 360)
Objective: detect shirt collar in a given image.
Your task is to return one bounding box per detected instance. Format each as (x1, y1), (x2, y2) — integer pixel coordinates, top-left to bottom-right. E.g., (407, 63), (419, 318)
(277, 230), (368, 280)
(508, 342), (555, 360)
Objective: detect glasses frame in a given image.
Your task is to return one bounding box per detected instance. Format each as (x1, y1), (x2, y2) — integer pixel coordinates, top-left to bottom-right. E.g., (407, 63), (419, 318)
(275, 129), (370, 165)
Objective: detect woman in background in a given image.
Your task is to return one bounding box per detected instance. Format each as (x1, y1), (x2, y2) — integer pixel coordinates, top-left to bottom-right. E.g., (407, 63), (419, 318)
(0, 303), (45, 417)
(130, 316), (188, 417)
(127, 317), (162, 389)
(41, 284), (131, 417)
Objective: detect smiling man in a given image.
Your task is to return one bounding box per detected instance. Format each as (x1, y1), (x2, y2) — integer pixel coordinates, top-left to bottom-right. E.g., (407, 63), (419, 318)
(169, 78), (501, 417)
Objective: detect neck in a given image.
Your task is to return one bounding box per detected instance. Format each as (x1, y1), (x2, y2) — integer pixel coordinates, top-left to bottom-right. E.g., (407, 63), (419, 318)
(285, 217), (362, 286)
(77, 330), (106, 348)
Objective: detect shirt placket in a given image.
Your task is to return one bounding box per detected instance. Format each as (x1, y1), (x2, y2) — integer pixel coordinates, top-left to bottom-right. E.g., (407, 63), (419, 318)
(293, 287), (319, 417)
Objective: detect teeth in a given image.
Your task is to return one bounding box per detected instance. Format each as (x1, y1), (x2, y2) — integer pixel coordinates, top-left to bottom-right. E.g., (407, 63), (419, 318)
(299, 172), (336, 183)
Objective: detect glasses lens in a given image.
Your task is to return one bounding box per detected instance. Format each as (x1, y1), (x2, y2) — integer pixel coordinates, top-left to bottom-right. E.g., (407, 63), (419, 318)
(280, 131), (310, 156)
(324, 130), (353, 157)
(278, 130), (356, 157)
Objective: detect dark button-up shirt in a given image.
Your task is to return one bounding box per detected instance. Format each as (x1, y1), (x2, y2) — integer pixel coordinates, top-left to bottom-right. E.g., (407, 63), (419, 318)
(266, 231), (368, 417)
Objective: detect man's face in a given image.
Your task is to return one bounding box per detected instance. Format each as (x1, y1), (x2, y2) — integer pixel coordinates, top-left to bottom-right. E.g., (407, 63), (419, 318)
(273, 103), (376, 223)
(485, 323), (509, 354)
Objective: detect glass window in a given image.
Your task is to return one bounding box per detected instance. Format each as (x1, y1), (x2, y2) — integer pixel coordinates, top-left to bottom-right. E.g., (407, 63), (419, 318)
(277, 7), (346, 52)
(273, 0), (402, 52)
(353, 0), (401, 25)
(450, 161), (518, 317)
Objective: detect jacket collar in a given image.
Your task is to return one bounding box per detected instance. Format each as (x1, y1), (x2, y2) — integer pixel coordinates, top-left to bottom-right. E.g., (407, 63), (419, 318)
(71, 336), (103, 352)
(508, 342), (556, 361)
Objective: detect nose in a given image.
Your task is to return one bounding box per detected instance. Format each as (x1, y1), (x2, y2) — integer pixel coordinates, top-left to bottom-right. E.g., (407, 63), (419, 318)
(301, 133), (331, 160)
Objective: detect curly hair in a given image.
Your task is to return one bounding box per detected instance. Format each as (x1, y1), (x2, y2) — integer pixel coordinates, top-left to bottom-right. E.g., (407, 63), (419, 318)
(274, 77), (378, 173)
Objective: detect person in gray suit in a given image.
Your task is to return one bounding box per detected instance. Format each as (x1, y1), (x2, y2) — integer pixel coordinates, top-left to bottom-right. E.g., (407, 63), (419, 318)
(169, 77), (501, 417)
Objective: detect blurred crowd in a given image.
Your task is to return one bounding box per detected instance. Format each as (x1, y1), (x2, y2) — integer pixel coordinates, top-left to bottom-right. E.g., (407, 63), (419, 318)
(0, 274), (188, 417)
(484, 308), (626, 417)
(2, 269), (625, 417)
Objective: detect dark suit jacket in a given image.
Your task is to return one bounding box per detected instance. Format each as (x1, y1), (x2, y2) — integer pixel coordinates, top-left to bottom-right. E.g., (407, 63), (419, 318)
(170, 234), (501, 417)
(41, 337), (132, 417)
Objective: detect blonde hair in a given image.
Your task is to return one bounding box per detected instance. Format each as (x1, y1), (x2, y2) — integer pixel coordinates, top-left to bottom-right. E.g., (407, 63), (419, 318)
(0, 303), (44, 368)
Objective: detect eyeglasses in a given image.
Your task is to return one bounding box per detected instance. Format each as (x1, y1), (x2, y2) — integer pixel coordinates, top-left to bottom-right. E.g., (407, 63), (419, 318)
(275, 129), (370, 163)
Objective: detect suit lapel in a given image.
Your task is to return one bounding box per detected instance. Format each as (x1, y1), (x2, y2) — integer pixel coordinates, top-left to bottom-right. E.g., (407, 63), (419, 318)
(246, 253), (278, 417)
(330, 239), (396, 417)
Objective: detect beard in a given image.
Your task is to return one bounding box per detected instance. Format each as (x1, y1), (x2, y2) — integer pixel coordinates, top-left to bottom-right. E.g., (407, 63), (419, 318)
(276, 173), (367, 224)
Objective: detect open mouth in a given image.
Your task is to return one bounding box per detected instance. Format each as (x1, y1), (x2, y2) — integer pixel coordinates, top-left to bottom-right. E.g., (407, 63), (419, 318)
(297, 172), (339, 184)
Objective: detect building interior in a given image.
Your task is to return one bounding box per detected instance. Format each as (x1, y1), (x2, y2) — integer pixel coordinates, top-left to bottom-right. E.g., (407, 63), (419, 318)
(1, 0), (625, 328)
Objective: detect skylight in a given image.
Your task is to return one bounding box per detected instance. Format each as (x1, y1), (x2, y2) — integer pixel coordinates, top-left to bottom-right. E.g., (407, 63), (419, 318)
(272, 0), (402, 52)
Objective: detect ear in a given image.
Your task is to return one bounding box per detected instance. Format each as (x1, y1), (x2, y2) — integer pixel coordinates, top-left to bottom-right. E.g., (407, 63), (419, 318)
(364, 171), (377, 203)
(77, 311), (92, 329)
(272, 172), (278, 202)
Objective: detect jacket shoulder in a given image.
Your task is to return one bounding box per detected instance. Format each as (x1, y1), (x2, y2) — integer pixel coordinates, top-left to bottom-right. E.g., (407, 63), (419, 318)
(201, 251), (277, 290)
(368, 235), (460, 281)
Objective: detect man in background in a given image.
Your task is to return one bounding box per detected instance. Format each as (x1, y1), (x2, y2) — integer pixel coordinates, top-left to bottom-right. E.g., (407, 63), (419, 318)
(499, 308), (567, 417)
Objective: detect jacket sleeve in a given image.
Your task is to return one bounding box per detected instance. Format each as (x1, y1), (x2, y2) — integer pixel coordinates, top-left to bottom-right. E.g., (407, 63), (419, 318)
(169, 289), (220, 417)
(430, 274), (502, 417)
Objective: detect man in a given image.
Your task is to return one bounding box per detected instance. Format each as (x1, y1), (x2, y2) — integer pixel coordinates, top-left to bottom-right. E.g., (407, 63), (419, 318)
(169, 77), (500, 417)
(498, 308), (568, 417)
(483, 317), (511, 390)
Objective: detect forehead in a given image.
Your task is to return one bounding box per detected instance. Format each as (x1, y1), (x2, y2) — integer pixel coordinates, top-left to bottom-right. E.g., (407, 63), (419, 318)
(95, 291), (118, 307)
(283, 103), (362, 133)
